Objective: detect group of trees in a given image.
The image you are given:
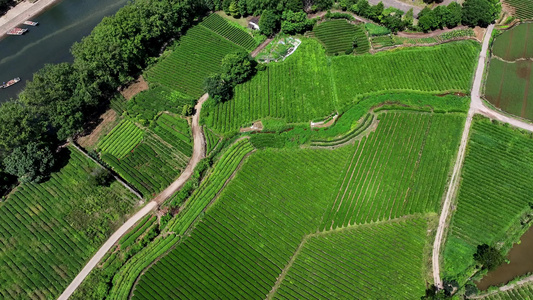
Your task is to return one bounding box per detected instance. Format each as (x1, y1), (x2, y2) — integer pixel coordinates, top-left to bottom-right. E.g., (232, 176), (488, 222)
(260, 9), (317, 36)
(208, 0), (333, 16)
(0, 0), (203, 184)
(342, 0), (499, 33)
(204, 51), (256, 103)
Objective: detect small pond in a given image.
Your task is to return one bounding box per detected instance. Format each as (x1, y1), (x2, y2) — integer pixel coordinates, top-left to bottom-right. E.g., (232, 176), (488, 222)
(476, 226), (533, 290)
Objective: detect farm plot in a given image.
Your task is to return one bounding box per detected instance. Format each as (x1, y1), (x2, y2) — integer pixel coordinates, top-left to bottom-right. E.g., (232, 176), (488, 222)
(145, 25), (244, 98)
(206, 38), (335, 133)
(320, 112), (464, 230)
(0, 148), (136, 300)
(504, 0), (533, 19)
(443, 118), (533, 281)
(484, 59), (533, 120)
(332, 40), (480, 107)
(200, 13), (257, 51)
(131, 147), (353, 299)
(492, 23), (533, 61)
(101, 115), (192, 197)
(274, 217), (431, 299)
(314, 20), (369, 55)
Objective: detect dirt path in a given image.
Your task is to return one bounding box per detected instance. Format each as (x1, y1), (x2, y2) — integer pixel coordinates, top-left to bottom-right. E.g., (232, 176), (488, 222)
(58, 94), (207, 300)
(308, 10), (375, 24)
(396, 26), (469, 38)
(0, 0), (59, 39)
(251, 38), (273, 57)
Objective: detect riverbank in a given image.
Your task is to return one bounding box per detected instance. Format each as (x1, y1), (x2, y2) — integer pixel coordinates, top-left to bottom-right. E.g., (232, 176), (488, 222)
(0, 0), (60, 39)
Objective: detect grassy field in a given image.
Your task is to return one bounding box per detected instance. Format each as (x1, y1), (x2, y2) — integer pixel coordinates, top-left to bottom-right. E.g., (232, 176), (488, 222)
(100, 115), (192, 198)
(503, 0), (533, 19)
(204, 39), (479, 134)
(321, 112), (464, 230)
(484, 59), (532, 120)
(0, 147), (136, 299)
(314, 20), (369, 55)
(274, 217), (432, 299)
(492, 23), (533, 61)
(443, 117), (533, 281)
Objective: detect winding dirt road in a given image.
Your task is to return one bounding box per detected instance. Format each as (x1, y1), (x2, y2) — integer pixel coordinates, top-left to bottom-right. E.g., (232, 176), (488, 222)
(58, 95), (208, 300)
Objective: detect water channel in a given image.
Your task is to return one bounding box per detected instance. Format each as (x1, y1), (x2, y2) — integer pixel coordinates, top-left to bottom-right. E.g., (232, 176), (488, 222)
(0, 0), (128, 102)
(476, 226), (533, 290)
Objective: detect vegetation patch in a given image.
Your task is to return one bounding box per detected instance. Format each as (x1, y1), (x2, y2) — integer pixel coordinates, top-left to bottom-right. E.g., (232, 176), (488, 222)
(201, 13), (257, 51)
(314, 19), (368, 55)
(492, 23), (533, 61)
(504, 0), (533, 19)
(443, 117), (533, 283)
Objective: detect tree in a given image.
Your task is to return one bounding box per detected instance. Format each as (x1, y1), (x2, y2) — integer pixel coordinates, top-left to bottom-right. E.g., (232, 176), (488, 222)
(238, 0), (248, 16)
(445, 2), (462, 28)
(285, 0), (303, 12)
(369, 1), (384, 21)
(310, 0), (334, 11)
(418, 7), (438, 32)
(182, 104), (193, 116)
(404, 8), (414, 29)
(88, 168), (113, 187)
(281, 10), (315, 35)
(221, 51), (255, 84)
(355, 0), (371, 17)
(474, 244), (505, 270)
(204, 74), (233, 103)
(0, 101), (40, 152)
(229, 0), (240, 17)
(3, 142), (56, 183)
(421, 285), (451, 299)
(462, 0), (500, 27)
(259, 10), (280, 36)
(383, 14), (405, 32)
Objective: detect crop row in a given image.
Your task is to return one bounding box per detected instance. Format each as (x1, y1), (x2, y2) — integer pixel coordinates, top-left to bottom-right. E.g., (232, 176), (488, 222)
(167, 138), (255, 234)
(275, 218), (428, 299)
(483, 282), (533, 299)
(200, 13), (256, 51)
(314, 19), (359, 55)
(311, 113), (374, 147)
(505, 0), (533, 19)
(99, 120), (144, 159)
(132, 145), (352, 299)
(119, 215), (156, 248)
(443, 118), (533, 279)
(492, 23), (533, 61)
(145, 25), (243, 98)
(321, 112), (464, 230)
(204, 127), (220, 155)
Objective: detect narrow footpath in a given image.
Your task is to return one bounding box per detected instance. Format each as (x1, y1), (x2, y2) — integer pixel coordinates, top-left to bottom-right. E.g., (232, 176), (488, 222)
(432, 23), (533, 289)
(58, 95), (207, 300)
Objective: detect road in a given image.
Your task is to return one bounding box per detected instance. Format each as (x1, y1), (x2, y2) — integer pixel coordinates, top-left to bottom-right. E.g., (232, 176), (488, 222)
(0, 0), (58, 39)
(57, 95), (208, 300)
(432, 23), (533, 289)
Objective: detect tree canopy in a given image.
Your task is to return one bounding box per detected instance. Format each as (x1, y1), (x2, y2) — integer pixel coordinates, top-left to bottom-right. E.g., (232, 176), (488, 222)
(473, 244), (505, 271)
(3, 142), (55, 183)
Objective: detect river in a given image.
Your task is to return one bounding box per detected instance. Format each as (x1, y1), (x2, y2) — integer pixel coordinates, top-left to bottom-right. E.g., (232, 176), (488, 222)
(0, 0), (128, 102)
(476, 226), (533, 290)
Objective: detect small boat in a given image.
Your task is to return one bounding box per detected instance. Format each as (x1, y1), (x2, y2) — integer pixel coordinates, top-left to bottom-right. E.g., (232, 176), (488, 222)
(7, 28), (28, 35)
(0, 78), (21, 89)
(23, 21), (38, 26)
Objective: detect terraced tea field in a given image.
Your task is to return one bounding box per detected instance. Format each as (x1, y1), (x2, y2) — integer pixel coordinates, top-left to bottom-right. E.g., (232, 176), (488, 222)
(200, 14), (257, 51)
(314, 19), (369, 55)
(481, 282), (533, 299)
(274, 217), (431, 299)
(0, 148), (136, 299)
(205, 39), (479, 133)
(443, 118), (533, 280)
(100, 115), (192, 197)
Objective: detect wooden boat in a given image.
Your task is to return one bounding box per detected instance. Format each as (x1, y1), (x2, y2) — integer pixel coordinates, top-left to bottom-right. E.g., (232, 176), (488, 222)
(23, 21), (38, 26)
(7, 28), (28, 35)
(0, 78), (21, 89)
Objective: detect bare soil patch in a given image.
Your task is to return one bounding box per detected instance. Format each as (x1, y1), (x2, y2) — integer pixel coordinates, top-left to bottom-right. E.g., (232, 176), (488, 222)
(240, 121), (264, 132)
(473, 26), (486, 42)
(311, 114), (338, 128)
(77, 109), (118, 149)
(121, 76), (148, 100)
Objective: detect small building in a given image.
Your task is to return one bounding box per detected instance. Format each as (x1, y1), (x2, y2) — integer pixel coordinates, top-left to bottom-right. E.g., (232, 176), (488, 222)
(248, 16), (260, 30)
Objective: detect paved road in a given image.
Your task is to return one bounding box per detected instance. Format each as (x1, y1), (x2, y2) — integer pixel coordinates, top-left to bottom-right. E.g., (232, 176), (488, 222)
(58, 95), (208, 300)
(0, 0), (57, 39)
(368, 0), (422, 16)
